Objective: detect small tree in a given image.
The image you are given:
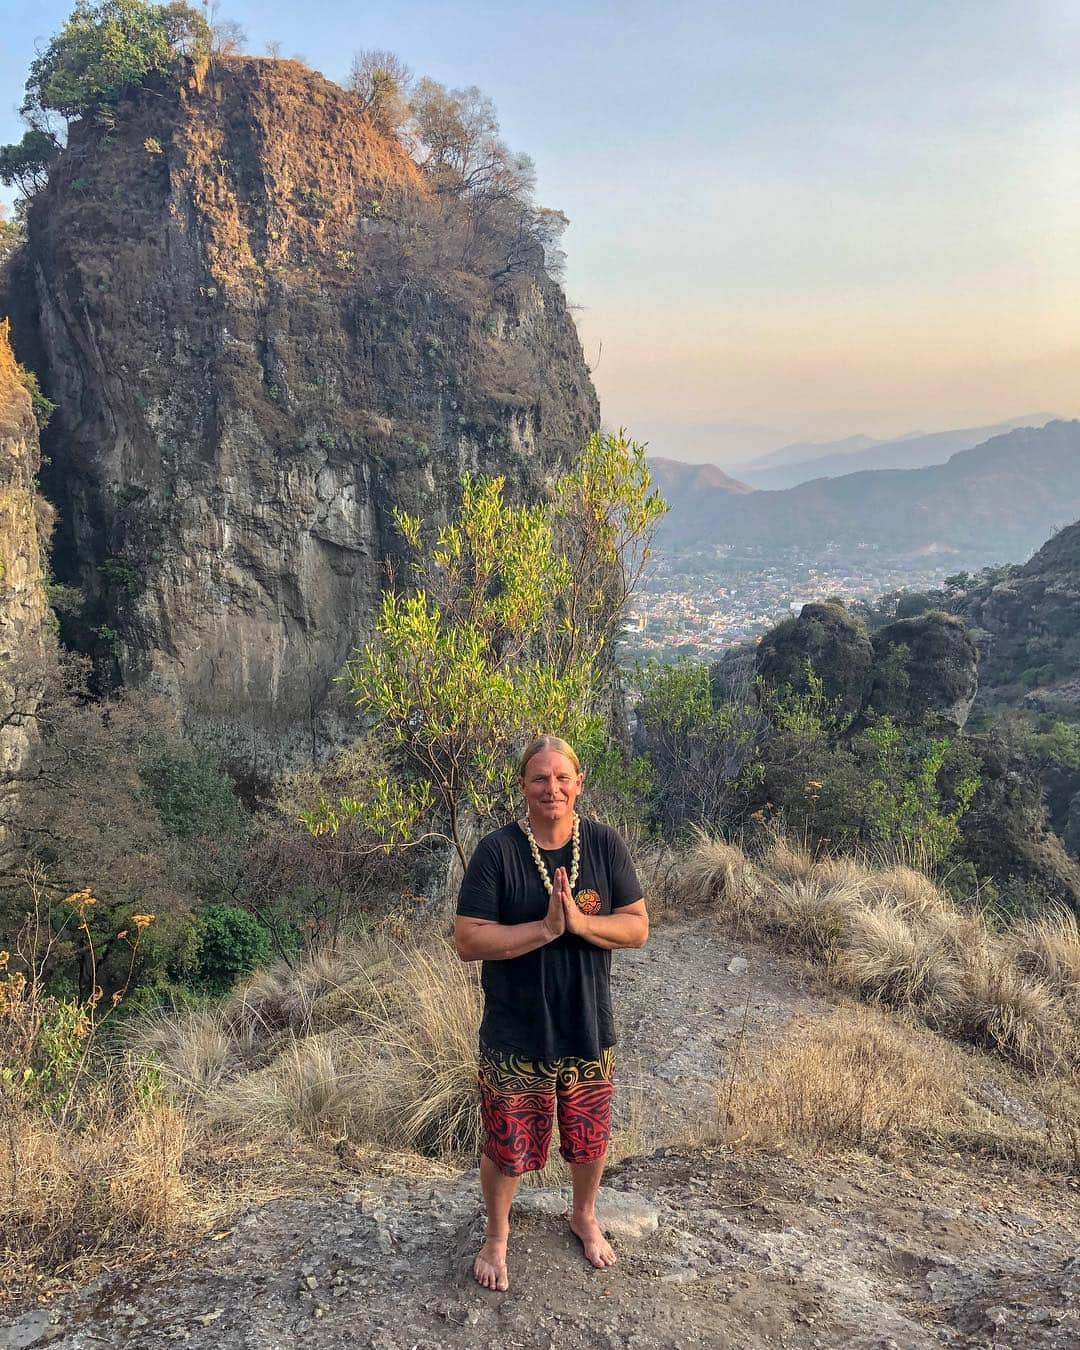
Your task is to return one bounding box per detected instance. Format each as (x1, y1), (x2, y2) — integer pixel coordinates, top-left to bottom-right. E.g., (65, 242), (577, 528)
(348, 49), (413, 136)
(634, 659), (766, 833)
(305, 431), (666, 870)
(0, 131), (60, 199)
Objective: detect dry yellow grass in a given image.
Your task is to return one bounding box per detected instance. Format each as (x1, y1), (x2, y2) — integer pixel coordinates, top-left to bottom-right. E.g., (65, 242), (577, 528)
(718, 1005), (1078, 1169)
(677, 830), (762, 929)
(958, 950), (1071, 1073)
(1005, 907), (1080, 1007)
(2, 1079), (198, 1300)
(195, 938), (485, 1161)
(682, 832), (1080, 1075)
(759, 833), (814, 886)
(836, 904), (966, 1026)
(721, 1007), (960, 1152)
(772, 876), (859, 959)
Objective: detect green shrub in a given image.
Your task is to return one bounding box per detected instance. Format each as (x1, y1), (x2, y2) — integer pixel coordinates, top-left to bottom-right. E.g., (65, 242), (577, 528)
(140, 748), (246, 841)
(193, 904), (271, 992)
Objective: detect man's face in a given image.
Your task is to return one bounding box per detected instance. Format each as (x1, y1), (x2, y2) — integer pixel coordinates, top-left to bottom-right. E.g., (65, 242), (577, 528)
(520, 750), (584, 826)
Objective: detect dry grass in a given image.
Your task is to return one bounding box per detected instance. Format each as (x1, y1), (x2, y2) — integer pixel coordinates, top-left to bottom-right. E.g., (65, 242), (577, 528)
(632, 842), (683, 922)
(181, 938), (485, 1162)
(681, 831), (1080, 1075)
(759, 833), (814, 886)
(1004, 907), (1080, 1007)
(836, 905), (966, 1026)
(1, 1076), (199, 1302)
(958, 951), (1070, 1073)
(677, 829), (762, 929)
(718, 1005), (1079, 1169)
(722, 1007), (960, 1152)
(772, 876), (858, 960)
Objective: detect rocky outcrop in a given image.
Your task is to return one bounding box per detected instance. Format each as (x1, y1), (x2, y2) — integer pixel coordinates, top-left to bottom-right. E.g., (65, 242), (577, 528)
(950, 734), (1080, 911)
(4, 58), (598, 776)
(867, 612), (978, 731)
(0, 320), (53, 784)
(954, 519), (1080, 709)
(756, 601), (874, 719)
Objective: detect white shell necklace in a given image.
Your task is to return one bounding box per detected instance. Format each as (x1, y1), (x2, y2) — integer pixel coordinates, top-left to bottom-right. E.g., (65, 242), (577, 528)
(522, 813), (580, 895)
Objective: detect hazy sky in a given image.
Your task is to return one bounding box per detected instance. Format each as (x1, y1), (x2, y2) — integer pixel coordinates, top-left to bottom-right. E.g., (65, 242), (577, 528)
(2, 0), (1078, 463)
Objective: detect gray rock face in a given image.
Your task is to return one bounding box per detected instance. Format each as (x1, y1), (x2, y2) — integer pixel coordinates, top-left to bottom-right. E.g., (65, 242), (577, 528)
(7, 58), (598, 775)
(0, 323), (52, 785)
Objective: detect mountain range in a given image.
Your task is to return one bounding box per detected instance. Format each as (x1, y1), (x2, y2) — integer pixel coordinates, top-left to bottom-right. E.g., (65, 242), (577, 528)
(650, 419), (1080, 568)
(729, 414), (1059, 490)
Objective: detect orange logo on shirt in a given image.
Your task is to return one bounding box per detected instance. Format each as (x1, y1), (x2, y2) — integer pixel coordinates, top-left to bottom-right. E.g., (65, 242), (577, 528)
(574, 889), (602, 915)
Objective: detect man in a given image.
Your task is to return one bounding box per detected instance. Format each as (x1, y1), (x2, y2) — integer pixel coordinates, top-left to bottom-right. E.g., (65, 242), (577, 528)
(454, 734), (649, 1291)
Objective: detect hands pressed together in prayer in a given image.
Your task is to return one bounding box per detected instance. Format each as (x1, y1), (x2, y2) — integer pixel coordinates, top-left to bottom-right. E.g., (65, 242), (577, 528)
(540, 865), (588, 941)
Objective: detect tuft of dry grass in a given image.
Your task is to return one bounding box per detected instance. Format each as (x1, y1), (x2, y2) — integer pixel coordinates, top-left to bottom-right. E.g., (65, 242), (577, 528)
(632, 843), (683, 922)
(772, 876), (858, 960)
(677, 831), (762, 929)
(227, 945), (369, 1037)
(717, 1004), (1079, 1169)
(1004, 907), (1080, 1007)
(721, 1007), (961, 1153)
(349, 940), (484, 1159)
(958, 951), (1070, 1073)
(675, 831), (1080, 1078)
(759, 833), (814, 886)
(836, 904), (966, 1026)
(131, 1008), (239, 1099)
(200, 938), (485, 1162)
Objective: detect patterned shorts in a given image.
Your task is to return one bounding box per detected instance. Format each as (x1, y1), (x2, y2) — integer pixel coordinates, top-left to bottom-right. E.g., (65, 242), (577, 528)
(477, 1044), (615, 1176)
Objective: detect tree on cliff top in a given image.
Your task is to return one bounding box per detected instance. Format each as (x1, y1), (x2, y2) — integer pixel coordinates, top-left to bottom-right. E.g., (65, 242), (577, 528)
(21, 0), (209, 125)
(2, 1), (211, 200)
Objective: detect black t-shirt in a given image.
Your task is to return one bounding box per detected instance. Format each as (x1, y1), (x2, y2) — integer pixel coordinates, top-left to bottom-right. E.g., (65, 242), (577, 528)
(456, 817), (643, 1060)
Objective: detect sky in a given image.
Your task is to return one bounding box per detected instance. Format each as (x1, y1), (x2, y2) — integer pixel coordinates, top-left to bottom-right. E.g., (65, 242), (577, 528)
(1, 0), (1078, 465)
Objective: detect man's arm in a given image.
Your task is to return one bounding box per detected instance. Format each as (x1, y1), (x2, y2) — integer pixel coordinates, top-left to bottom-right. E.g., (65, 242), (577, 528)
(454, 879), (566, 962)
(566, 897), (649, 950)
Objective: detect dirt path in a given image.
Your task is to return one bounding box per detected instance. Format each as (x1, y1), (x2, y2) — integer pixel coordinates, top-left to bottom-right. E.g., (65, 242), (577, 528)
(2, 922), (1077, 1350)
(613, 918), (830, 1138)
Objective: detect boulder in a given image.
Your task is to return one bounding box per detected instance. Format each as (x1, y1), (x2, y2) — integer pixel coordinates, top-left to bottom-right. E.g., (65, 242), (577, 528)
(867, 611), (978, 730)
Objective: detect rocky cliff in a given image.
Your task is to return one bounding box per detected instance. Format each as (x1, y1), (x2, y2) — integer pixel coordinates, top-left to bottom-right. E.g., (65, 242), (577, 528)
(4, 57), (598, 775)
(0, 321), (53, 785)
(954, 519), (1080, 709)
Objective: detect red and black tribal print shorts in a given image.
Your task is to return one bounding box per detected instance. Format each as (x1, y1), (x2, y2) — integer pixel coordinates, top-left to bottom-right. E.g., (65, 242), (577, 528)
(477, 1044), (615, 1176)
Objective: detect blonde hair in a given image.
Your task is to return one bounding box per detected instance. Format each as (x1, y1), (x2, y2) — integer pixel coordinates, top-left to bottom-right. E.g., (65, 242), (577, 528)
(518, 735), (582, 778)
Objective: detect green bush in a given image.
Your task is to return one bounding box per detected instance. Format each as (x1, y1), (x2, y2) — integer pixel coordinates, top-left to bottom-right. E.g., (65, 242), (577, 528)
(193, 904), (271, 992)
(141, 748), (246, 840)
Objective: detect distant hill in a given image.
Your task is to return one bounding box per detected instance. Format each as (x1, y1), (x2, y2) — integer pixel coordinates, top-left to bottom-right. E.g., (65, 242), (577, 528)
(733, 415), (1058, 490)
(647, 457), (754, 516)
(656, 419), (1080, 568)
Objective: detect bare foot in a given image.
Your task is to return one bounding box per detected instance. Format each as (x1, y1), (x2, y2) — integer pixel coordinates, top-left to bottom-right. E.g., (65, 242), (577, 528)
(473, 1236), (509, 1291)
(569, 1213), (617, 1268)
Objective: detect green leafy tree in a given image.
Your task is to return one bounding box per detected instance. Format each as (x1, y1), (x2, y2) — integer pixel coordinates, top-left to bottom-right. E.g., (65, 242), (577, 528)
(0, 131), (59, 198)
(21, 0), (210, 126)
(193, 902), (271, 992)
(305, 431), (666, 869)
